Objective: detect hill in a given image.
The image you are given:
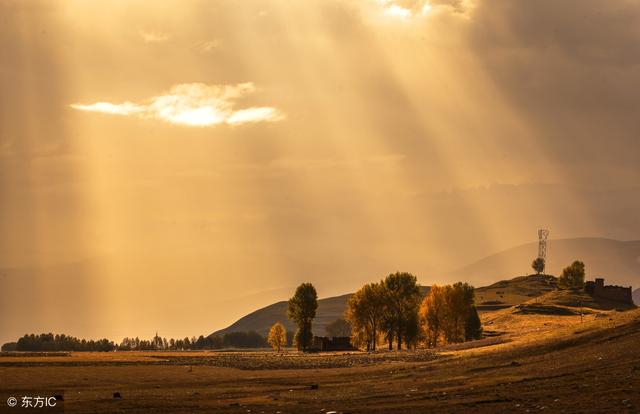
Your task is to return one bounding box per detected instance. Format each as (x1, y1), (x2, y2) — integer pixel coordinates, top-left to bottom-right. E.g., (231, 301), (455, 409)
(211, 287), (430, 338)
(448, 237), (640, 288)
(475, 274), (557, 311)
(211, 274), (559, 337)
(211, 237), (640, 338)
(210, 293), (352, 338)
(211, 272), (632, 338)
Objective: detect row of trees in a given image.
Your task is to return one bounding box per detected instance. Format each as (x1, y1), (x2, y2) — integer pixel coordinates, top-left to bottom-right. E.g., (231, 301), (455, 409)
(347, 273), (422, 351)
(3, 331), (273, 352)
(5, 333), (116, 352)
(284, 273), (483, 352)
(347, 273), (482, 351)
(118, 331), (268, 350)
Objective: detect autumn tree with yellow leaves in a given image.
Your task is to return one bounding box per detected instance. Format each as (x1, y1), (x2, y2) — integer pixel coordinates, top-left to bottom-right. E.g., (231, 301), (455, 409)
(267, 322), (287, 352)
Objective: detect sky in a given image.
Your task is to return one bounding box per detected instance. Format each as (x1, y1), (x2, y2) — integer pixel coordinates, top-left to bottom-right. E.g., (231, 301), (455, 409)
(1, 0), (639, 344)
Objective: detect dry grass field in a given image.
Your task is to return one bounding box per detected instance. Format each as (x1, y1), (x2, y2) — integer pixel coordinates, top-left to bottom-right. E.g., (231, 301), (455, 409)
(2, 300), (639, 414)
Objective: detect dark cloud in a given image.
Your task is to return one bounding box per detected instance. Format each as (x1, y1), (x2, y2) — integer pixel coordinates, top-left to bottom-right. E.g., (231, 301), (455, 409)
(467, 0), (640, 185)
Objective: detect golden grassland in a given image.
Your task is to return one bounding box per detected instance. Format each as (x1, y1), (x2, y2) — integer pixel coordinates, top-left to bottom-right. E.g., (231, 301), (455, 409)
(1, 296), (639, 413)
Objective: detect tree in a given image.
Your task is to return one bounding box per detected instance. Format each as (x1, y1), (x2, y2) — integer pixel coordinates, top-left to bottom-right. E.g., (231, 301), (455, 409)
(419, 285), (447, 347)
(325, 318), (352, 338)
(346, 283), (386, 350)
(286, 331), (294, 347)
(558, 260), (585, 289)
(464, 305), (483, 341)
(532, 257), (545, 275)
(381, 272), (421, 350)
(420, 283), (482, 347)
(402, 310), (422, 350)
(443, 282), (475, 343)
(287, 283), (318, 351)
(268, 322), (287, 352)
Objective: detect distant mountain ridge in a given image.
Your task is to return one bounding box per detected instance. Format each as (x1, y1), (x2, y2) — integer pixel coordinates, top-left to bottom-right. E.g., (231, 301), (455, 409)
(212, 237), (640, 337)
(447, 237), (640, 288)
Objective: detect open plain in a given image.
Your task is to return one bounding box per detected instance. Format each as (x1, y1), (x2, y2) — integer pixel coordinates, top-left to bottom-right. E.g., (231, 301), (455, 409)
(2, 301), (639, 414)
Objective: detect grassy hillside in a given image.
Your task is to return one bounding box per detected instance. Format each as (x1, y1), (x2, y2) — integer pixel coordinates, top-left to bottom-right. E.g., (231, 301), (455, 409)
(209, 274), (580, 337)
(211, 294), (353, 338)
(211, 287), (430, 338)
(211, 237), (640, 338)
(475, 274), (557, 311)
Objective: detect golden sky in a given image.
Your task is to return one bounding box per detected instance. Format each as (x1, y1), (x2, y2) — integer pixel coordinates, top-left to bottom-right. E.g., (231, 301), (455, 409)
(1, 0), (639, 344)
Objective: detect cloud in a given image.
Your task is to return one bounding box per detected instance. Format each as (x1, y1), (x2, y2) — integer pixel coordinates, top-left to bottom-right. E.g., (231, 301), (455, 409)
(192, 39), (221, 53)
(378, 0), (435, 18)
(376, 0), (469, 19)
(139, 29), (171, 43)
(71, 102), (144, 116)
(384, 4), (413, 18)
(71, 83), (285, 127)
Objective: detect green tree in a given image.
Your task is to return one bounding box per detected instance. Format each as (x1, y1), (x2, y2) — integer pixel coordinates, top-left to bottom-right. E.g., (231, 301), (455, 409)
(287, 282), (318, 351)
(268, 322), (287, 352)
(532, 257), (545, 275)
(402, 310), (422, 350)
(382, 272), (421, 350)
(346, 283), (386, 350)
(325, 318), (352, 338)
(464, 305), (483, 341)
(558, 260), (585, 289)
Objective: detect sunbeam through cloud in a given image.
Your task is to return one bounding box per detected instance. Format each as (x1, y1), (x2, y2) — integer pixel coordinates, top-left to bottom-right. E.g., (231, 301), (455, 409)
(71, 83), (285, 127)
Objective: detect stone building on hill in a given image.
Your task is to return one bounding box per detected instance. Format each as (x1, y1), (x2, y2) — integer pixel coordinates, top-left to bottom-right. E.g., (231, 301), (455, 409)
(584, 278), (633, 304)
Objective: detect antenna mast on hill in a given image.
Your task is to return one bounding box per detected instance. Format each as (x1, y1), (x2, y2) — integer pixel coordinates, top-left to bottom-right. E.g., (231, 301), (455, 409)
(538, 229), (549, 260)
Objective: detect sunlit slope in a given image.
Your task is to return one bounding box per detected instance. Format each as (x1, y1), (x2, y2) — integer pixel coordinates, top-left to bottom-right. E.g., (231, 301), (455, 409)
(475, 274), (557, 311)
(448, 237), (640, 287)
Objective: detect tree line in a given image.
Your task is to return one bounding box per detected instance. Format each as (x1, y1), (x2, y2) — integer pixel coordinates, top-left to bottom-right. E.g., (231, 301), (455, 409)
(2, 333), (116, 352)
(283, 272), (482, 352)
(116, 332), (268, 350)
(2, 331), (275, 352)
(347, 273), (482, 350)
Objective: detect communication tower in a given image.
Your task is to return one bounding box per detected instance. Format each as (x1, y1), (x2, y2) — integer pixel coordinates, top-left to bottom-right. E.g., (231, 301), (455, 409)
(538, 229), (549, 259)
